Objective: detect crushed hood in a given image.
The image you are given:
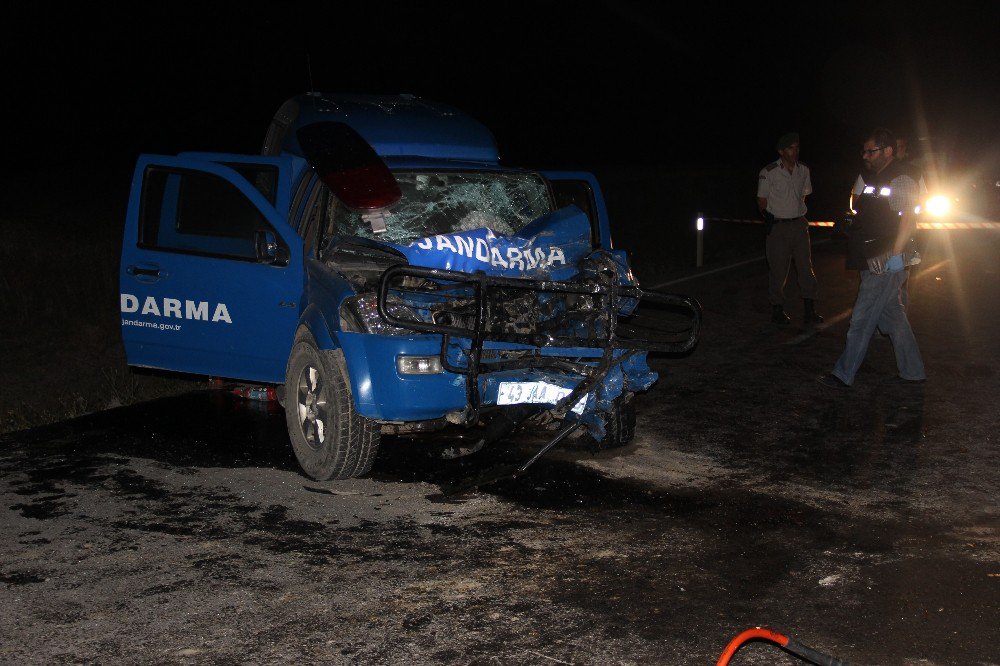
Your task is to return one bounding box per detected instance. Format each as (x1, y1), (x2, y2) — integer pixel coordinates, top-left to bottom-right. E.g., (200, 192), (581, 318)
(385, 206), (596, 281)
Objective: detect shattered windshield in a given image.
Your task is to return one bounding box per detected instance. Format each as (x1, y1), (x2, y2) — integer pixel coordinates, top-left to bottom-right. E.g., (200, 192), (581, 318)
(325, 171), (554, 244)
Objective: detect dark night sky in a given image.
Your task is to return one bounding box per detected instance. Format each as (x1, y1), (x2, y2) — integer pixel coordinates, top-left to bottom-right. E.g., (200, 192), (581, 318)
(4, 1), (999, 215)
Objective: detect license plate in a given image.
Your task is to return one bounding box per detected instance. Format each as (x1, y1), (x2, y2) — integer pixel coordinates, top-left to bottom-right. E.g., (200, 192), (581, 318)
(496, 381), (588, 415)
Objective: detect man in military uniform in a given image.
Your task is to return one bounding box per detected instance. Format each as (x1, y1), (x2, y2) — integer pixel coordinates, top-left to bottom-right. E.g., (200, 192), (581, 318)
(757, 132), (823, 326)
(818, 128), (926, 388)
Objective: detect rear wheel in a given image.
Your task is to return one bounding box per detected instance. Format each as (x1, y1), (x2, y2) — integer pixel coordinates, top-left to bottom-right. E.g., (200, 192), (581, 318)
(595, 392), (636, 450)
(284, 334), (380, 480)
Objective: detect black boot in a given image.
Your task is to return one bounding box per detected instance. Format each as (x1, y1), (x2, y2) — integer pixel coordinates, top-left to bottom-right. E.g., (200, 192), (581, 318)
(804, 298), (824, 325)
(772, 304), (790, 326)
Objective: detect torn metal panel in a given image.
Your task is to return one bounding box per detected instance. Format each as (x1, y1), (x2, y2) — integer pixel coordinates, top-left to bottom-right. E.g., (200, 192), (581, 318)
(387, 206), (595, 280)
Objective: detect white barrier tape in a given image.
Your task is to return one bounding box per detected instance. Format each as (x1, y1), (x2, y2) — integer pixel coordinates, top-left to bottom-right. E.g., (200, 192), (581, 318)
(916, 221), (1000, 230)
(703, 217), (835, 226)
(701, 217), (1000, 230)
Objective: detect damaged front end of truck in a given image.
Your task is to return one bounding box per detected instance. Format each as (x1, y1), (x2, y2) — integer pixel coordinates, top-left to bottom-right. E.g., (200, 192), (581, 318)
(300, 117), (700, 479)
(326, 203), (700, 456)
(385, 208), (698, 435)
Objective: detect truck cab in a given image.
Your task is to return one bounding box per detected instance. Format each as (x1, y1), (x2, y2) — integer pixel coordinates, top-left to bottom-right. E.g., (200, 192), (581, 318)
(120, 93), (700, 480)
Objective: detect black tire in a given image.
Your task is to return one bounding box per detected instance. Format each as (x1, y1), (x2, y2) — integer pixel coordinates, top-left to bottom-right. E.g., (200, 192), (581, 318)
(284, 333), (380, 480)
(595, 392), (637, 450)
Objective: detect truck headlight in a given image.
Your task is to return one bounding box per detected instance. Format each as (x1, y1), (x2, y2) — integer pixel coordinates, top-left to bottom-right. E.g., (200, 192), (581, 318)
(339, 294), (422, 335)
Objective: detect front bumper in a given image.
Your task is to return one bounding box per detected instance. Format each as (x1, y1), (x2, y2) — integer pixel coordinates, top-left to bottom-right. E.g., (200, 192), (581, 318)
(339, 261), (702, 427)
(337, 333), (643, 423)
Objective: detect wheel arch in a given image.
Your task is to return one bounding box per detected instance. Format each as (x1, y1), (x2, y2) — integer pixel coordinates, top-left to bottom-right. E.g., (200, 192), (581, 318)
(297, 303), (339, 351)
(290, 307), (384, 420)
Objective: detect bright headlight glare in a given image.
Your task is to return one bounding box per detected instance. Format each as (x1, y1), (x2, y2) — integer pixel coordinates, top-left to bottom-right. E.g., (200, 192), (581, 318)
(396, 355), (443, 375)
(926, 195), (952, 217)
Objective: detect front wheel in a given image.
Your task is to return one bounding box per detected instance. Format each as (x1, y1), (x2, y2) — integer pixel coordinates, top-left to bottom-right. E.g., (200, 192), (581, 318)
(284, 338), (380, 480)
(594, 392), (636, 450)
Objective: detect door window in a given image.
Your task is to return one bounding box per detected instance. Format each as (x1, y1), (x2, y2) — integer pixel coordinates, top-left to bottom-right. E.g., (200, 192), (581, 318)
(139, 167), (282, 260)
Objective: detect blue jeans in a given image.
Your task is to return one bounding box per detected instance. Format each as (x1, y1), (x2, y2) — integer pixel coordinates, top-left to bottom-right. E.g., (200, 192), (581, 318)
(832, 269), (925, 385)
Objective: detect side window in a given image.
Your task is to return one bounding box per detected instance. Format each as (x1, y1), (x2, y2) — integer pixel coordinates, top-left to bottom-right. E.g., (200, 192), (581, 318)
(262, 98), (300, 156)
(324, 195), (350, 237)
(139, 167), (279, 260)
(299, 184), (328, 257)
(550, 179), (599, 248)
(290, 174), (315, 233)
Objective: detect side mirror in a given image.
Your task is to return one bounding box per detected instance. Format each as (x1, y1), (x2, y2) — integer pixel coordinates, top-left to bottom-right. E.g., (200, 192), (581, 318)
(255, 230), (289, 266)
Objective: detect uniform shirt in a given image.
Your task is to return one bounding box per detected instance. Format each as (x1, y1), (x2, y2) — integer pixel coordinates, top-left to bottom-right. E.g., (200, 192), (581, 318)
(757, 160), (812, 218)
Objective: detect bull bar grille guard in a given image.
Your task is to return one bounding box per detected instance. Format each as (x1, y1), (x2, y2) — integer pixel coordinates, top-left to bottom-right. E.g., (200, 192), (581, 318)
(376, 263), (701, 420)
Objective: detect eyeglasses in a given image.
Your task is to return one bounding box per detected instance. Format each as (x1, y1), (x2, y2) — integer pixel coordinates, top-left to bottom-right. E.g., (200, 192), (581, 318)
(861, 147), (885, 157)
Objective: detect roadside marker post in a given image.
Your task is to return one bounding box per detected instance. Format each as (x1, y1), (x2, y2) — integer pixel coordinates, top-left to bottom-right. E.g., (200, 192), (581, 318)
(696, 213), (704, 267)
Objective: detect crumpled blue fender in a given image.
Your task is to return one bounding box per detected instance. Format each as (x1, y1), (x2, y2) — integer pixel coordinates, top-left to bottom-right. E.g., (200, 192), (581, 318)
(567, 351), (658, 438)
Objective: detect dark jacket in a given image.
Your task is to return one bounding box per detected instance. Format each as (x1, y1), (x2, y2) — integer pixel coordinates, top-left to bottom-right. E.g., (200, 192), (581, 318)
(847, 160), (922, 270)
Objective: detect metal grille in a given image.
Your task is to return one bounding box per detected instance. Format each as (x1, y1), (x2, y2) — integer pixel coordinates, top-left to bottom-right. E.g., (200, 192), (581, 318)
(376, 265), (701, 354)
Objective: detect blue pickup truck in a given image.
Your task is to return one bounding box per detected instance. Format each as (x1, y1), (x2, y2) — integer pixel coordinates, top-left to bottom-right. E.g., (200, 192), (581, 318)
(120, 93), (700, 480)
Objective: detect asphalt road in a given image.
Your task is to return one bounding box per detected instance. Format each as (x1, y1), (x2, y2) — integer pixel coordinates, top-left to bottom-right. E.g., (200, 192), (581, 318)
(2, 230), (998, 665)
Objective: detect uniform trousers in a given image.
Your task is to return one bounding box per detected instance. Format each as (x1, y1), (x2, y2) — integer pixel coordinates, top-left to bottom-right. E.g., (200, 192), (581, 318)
(766, 217), (817, 305)
(832, 269), (926, 385)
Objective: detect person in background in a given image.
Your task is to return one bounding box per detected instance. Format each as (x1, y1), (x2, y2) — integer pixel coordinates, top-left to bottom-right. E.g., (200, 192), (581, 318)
(895, 135), (910, 160)
(818, 127), (926, 389)
(757, 132), (823, 326)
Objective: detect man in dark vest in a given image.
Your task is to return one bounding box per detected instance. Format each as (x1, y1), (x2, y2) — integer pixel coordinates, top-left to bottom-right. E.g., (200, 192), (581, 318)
(818, 127), (926, 388)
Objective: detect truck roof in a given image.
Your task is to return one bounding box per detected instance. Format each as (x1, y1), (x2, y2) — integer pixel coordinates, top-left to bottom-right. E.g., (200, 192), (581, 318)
(263, 93), (501, 165)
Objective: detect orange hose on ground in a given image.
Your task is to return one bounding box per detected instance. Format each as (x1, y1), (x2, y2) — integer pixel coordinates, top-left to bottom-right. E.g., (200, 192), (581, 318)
(716, 627), (790, 666)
